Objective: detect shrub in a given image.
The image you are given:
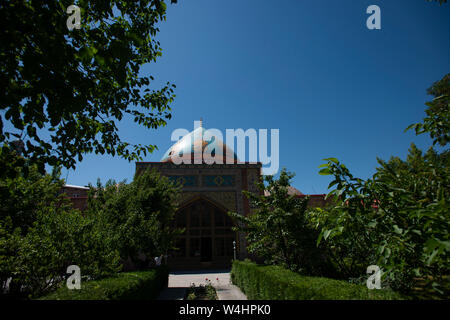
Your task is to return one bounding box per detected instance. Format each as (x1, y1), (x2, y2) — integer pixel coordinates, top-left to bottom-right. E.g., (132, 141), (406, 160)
(228, 169), (332, 276)
(0, 164), (120, 298)
(39, 267), (169, 300)
(185, 280), (217, 300)
(312, 75), (450, 294)
(231, 260), (403, 300)
(3, 206), (121, 298)
(86, 169), (182, 268)
(313, 147), (449, 293)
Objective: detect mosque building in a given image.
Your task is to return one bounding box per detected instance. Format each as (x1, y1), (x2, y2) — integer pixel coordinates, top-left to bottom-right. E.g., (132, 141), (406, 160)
(63, 121), (329, 270)
(134, 121), (329, 269)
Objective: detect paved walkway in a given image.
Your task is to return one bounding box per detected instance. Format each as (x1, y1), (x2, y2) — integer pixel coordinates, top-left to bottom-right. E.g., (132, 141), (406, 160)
(158, 269), (247, 300)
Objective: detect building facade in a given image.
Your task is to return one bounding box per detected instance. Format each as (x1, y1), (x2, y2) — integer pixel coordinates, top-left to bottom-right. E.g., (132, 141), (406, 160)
(62, 122), (331, 270)
(60, 184), (89, 211)
(135, 124), (262, 269)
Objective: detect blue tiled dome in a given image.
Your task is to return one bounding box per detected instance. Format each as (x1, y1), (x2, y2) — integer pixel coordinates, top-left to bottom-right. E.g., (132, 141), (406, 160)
(161, 126), (238, 163)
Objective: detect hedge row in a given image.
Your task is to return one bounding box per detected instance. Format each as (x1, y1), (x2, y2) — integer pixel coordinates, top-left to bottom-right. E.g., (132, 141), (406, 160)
(231, 260), (404, 300)
(39, 266), (169, 300)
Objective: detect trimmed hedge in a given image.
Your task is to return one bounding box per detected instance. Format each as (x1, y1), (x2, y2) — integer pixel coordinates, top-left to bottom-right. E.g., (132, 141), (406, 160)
(39, 266), (169, 300)
(231, 260), (404, 300)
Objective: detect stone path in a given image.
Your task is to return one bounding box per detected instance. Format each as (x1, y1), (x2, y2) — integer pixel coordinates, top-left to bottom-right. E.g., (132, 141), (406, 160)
(157, 269), (247, 300)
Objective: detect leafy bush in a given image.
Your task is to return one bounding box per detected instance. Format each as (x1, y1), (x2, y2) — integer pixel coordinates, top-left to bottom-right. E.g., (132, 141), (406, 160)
(1, 160), (179, 298)
(86, 168), (182, 268)
(39, 267), (169, 300)
(2, 207), (121, 298)
(231, 260), (403, 300)
(185, 280), (218, 300)
(0, 163), (120, 298)
(406, 73), (449, 146)
(0, 159), (64, 234)
(229, 169), (333, 276)
(312, 146), (449, 293)
(310, 75), (449, 295)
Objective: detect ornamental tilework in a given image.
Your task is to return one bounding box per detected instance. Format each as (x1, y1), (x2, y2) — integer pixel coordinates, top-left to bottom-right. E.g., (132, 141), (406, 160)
(203, 175), (235, 187)
(168, 175), (197, 187)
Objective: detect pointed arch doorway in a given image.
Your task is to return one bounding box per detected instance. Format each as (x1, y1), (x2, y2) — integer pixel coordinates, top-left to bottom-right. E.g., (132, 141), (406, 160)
(169, 197), (236, 269)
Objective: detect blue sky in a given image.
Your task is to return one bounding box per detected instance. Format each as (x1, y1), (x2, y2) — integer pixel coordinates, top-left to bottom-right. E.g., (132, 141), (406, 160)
(62, 0), (450, 194)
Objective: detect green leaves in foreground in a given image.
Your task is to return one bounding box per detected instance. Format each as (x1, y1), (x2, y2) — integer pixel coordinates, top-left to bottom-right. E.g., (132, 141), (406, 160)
(86, 168), (182, 267)
(229, 168), (333, 276)
(0, 165), (120, 298)
(1, 1), (178, 172)
(312, 145), (449, 294)
(406, 73), (449, 147)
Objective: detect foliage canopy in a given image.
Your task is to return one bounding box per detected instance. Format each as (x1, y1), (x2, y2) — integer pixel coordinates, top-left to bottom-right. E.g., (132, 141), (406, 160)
(229, 169), (332, 276)
(406, 74), (450, 146)
(313, 70), (450, 295)
(1, 0), (177, 173)
(0, 164), (120, 298)
(86, 168), (182, 268)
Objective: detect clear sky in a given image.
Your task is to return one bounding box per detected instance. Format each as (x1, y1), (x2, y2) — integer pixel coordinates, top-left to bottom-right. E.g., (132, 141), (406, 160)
(62, 0), (450, 194)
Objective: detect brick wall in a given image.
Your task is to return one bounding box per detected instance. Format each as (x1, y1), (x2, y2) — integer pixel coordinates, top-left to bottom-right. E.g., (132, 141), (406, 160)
(60, 185), (89, 211)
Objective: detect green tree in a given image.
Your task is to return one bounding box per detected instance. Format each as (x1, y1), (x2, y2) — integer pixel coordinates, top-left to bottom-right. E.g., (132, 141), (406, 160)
(0, 0), (177, 173)
(406, 74), (450, 146)
(87, 169), (182, 268)
(0, 163), (120, 298)
(375, 146), (449, 292)
(2, 207), (121, 298)
(229, 169), (331, 275)
(315, 71), (450, 295)
(0, 157), (64, 233)
(312, 158), (383, 280)
(314, 147), (449, 294)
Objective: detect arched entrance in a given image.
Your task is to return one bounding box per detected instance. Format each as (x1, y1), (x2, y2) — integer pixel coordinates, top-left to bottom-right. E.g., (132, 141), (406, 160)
(169, 198), (236, 269)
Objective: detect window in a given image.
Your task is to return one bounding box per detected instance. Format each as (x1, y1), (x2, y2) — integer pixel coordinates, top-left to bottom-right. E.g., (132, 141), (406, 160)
(215, 237), (234, 257)
(225, 238), (234, 256)
(176, 209), (187, 227)
(201, 210), (211, 227)
(215, 237), (225, 256)
(224, 214), (233, 227)
(215, 229), (233, 235)
(189, 230), (200, 236)
(172, 199), (236, 260)
(190, 238), (200, 257)
(214, 210), (224, 227)
(190, 210), (200, 227)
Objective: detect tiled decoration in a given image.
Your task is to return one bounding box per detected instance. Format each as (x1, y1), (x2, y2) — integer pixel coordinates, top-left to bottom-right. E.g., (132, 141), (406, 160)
(168, 175), (197, 187)
(203, 175), (235, 187)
